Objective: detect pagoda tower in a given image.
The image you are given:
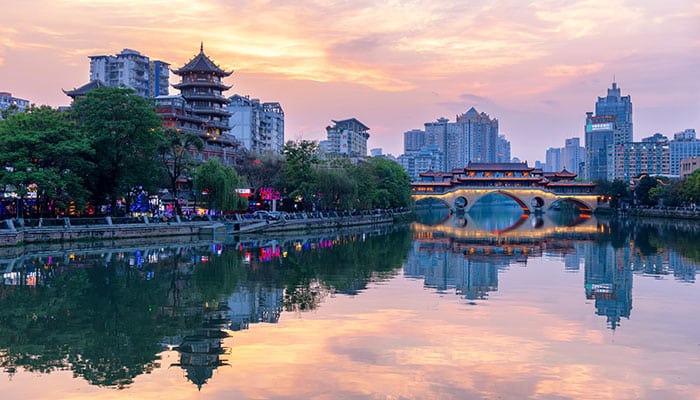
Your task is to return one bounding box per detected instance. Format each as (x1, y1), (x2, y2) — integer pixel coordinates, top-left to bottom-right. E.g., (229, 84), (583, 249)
(172, 43), (233, 141)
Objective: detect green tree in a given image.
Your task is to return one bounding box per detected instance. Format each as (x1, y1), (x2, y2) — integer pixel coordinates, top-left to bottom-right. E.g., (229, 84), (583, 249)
(281, 140), (320, 208)
(359, 157), (413, 209)
(315, 167), (358, 210)
(234, 149), (284, 191)
(156, 128), (204, 216)
(0, 106), (93, 217)
(634, 176), (659, 206)
(193, 158), (248, 214)
(681, 169), (700, 205)
(596, 179), (632, 209)
(71, 87), (163, 215)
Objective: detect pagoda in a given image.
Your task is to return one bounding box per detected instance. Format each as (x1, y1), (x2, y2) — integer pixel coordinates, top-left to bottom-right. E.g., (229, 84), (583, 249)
(171, 43), (234, 143)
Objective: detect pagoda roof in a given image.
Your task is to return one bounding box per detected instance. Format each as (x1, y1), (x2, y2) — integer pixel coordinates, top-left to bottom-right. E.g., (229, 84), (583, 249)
(554, 168), (577, 178)
(464, 162), (533, 172)
(62, 80), (106, 98)
(173, 43), (233, 76)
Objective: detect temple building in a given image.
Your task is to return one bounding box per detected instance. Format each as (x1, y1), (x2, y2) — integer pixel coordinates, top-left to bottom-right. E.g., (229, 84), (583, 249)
(156, 43), (238, 165)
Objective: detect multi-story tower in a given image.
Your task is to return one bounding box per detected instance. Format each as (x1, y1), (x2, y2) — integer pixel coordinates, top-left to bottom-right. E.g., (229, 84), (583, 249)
(89, 49), (168, 98)
(322, 118), (370, 157)
(227, 94), (285, 154)
(595, 81), (633, 144)
(172, 44), (232, 139)
(585, 113), (616, 180)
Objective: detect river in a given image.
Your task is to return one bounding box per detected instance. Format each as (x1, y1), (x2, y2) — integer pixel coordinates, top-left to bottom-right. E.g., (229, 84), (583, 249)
(0, 206), (698, 400)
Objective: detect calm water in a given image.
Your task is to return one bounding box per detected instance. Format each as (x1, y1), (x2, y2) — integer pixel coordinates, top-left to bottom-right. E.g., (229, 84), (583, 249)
(1, 209), (699, 400)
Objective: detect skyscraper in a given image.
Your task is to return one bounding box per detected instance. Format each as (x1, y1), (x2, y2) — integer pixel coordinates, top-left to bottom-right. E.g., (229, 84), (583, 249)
(585, 81), (633, 180)
(595, 81), (633, 144)
(227, 94), (285, 154)
(423, 107), (499, 171)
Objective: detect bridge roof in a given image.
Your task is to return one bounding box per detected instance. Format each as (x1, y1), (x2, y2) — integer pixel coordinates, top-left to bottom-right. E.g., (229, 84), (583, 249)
(412, 182), (453, 186)
(465, 162), (534, 172)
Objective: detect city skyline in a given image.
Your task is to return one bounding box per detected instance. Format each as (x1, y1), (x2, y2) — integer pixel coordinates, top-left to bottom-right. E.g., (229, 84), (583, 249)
(0, 0), (698, 162)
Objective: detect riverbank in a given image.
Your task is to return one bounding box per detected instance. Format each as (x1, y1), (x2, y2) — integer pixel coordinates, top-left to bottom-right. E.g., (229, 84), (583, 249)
(0, 210), (414, 247)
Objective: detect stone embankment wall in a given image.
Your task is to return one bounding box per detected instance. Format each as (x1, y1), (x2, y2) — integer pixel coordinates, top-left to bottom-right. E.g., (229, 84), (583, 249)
(628, 207), (700, 221)
(0, 218), (208, 247)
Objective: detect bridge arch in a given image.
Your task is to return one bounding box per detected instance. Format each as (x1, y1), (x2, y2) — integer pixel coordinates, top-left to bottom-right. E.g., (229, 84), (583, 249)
(549, 197), (594, 213)
(469, 190), (531, 214)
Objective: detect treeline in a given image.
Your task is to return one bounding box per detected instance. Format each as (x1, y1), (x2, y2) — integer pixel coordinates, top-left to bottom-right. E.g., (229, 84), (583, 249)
(0, 87), (412, 218)
(596, 171), (700, 208)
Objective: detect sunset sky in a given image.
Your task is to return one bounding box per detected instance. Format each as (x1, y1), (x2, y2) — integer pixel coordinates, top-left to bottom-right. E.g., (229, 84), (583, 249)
(1, 0), (698, 162)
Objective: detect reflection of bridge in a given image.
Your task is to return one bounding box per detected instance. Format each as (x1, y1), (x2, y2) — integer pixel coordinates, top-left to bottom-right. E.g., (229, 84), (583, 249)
(412, 212), (601, 244)
(411, 162), (602, 213)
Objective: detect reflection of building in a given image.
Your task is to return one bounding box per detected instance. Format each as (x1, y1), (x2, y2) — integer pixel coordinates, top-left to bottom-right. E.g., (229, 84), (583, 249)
(583, 244), (633, 330)
(226, 284), (284, 331)
(404, 237), (511, 301)
(172, 302), (230, 390)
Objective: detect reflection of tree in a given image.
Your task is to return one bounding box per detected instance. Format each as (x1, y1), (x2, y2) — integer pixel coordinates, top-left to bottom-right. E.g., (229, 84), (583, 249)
(280, 229), (412, 311)
(0, 250), (208, 388)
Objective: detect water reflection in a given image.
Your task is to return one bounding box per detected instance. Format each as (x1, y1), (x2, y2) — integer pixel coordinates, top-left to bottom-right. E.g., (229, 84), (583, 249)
(0, 215), (699, 397)
(0, 227), (412, 390)
(409, 207), (700, 331)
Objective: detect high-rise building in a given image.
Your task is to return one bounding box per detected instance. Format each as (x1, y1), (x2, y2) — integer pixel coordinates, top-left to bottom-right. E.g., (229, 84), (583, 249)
(404, 129), (426, 152)
(609, 141), (669, 180)
(88, 49), (169, 98)
(0, 92), (30, 116)
(585, 82), (634, 180)
(563, 137), (585, 176)
(227, 94), (285, 154)
(322, 118), (370, 158)
(545, 147), (562, 172)
(669, 129), (700, 176)
(423, 107), (499, 171)
(496, 135), (511, 163)
(585, 113), (616, 180)
(398, 145), (443, 181)
(595, 81), (633, 144)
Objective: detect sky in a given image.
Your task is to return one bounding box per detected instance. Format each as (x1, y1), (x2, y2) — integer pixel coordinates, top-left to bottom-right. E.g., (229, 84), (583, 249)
(0, 0), (698, 163)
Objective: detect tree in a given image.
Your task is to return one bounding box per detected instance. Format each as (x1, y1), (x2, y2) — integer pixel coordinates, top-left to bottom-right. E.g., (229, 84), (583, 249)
(234, 149), (284, 192)
(156, 128), (203, 216)
(681, 169), (700, 205)
(193, 158), (248, 214)
(634, 176), (659, 206)
(315, 167), (357, 210)
(359, 157), (413, 209)
(0, 106), (93, 217)
(71, 87), (163, 215)
(596, 179), (632, 209)
(281, 140), (319, 209)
